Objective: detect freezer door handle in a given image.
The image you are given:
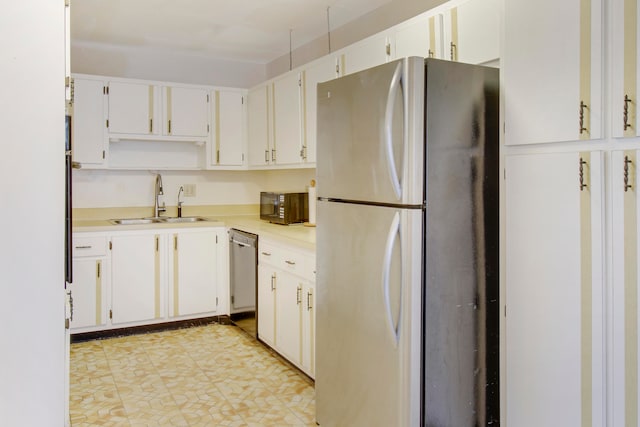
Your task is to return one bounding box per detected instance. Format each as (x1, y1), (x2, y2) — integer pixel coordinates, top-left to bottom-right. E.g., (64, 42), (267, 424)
(382, 211), (401, 346)
(383, 61), (403, 201)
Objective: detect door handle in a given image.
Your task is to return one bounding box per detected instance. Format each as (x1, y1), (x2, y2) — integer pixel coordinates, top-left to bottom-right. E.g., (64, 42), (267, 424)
(382, 211), (402, 346)
(384, 61), (403, 200)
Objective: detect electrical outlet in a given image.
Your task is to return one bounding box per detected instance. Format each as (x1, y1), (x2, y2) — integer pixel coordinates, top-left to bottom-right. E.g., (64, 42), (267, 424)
(183, 184), (196, 197)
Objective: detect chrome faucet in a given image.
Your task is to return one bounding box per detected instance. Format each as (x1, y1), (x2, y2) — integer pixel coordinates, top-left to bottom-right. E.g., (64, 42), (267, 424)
(154, 174), (166, 218)
(177, 186), (184, 218)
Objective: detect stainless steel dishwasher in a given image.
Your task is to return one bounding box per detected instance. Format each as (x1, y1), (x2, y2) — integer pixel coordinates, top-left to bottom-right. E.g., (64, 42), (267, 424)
(228, 229), (258, 337)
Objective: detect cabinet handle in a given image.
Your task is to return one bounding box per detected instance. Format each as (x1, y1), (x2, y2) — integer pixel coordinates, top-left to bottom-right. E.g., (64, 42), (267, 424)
(96, 261), (101, 279)
(579, 101), (588, 134)
(168, 119), (172, 134)
(75, 245), (92, 250)
(271, 273), (276, 291)
(579, 157), (588, 191)
(265, 149), (269, 163)
(307, 291), (313, 310)
(624, 155), (633, 192)
(428, 49), (434, 58)
(271, 149), (276, 162)
(149, 118), (153, 133)
(450, 42), (457, 61)
(385, 42), (391, 56)
(297, 286), (302, 305)
(261, 251), (271, 257)
(285, 260), (296, 266)
(624, 95), (632, 131)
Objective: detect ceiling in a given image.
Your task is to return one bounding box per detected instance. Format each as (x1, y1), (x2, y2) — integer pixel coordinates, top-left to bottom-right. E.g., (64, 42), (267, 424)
(71, 0), (392, 64)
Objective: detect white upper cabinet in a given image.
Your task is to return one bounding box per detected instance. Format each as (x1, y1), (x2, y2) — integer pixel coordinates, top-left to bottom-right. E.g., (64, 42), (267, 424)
(394, 13), (444, 60)
(71, 77), (106, 167)
(107, 81), (160, 135)
(210, 89), (246, 167)
(343, 32), (393, 75)
(611, 0), (640, 137)
(247, 84), (273, 167)
(163, 86), (209, 138)
(303, 55), (343, 165)
(504, 0), (603, 145)
(444, 0), (500, 64)
(272, 71), (304, 165)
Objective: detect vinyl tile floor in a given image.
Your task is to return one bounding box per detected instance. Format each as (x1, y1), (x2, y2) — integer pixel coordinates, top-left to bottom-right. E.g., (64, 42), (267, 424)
(69, 323), (316, 426)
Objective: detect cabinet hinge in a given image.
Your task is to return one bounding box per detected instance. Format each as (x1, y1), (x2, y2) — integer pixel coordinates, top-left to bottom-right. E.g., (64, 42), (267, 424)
(217, 150), (220, 164)
(207, 94), (209, 103)
(503, 168), (506, 180)
(109, 309), (113, 319)
(96, 262), (101, 279)
(216, 297), (219, 306)
(103, 86), (109, 95)
(504, 306), (507, 317)
(106, 119), (109, 128)
(242, 153), (245, 162)
(241, 96), (244, 105)
(385, 43), (391, 56)
(65, 0), (70, 7)
(207, 124), (210, 133)
(231, 296), (235, 304)
(216, 235), (218, 244)
(109, 241), (112, 250)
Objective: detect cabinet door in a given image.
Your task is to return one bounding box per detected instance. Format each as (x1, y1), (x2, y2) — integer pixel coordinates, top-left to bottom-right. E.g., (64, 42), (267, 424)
(275, 271), (302, 365)
(71, 78), (106, 167)
(247, 84), (272, 166)
(611, 149), (640, 426)
(395, 14), (444, 60)
(212, 90), (245, 166)
(303, 57), (341, 165)
(505, 151), (605, 426)
(69, 258), (106, 329)
(273, 72), (304, 165)
(611, 0), (640, 137)
(257, 264), (276, 346)
(171, 230), (218, 317)
(107, 81), (158, 135)
(164, 86), (209, 137)
(110, 233), (162, 324)
(445, 0), (500, 64)
(504, 0), (602, 144)
(301, 281), (315, 378)
(343, 33), (392, 75)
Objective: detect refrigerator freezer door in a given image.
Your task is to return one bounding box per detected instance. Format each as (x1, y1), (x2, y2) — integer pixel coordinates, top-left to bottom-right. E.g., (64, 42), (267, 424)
(316, 200), (422, 427)
(316, 57), (425, 206)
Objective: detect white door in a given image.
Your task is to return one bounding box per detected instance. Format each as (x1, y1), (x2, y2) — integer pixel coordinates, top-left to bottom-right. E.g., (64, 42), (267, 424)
(343, 32), (392, 75)
(164, 86), (209, 137)
(257, 264), (276, 346)
(107, 81), (158, 135)
(275, 271), (302, 365)
(505, 151), (605, 426)
(611, 149), (640, 426)
(453, 0), (500, 64)
(301, 281), (315, 378)
(71, 78), (105, 166)
(171, 230), (218, 317)
(395, 14), (444, 60)
(111, 233), (161, 324)
(247, 85), (272, 166)
(503, 0), (602, 144)
(214, 90), (245, 166)
(69, 258), (105, 329)
(272, 71), (303, 165)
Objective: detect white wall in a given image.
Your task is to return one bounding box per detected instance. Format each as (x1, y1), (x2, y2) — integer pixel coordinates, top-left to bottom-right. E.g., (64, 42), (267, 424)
(0, 2), (66, 426)
(72, 42), (266, 88)
(72, 169), (316, 209)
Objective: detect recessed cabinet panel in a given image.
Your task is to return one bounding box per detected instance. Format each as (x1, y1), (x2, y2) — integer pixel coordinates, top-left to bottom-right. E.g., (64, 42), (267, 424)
(164, 86), (209, 137)
(248, 85), (272, 167)
(504, 0), (602, 144)
(108, 81), (158, 135)
(213, 90), (245, 166)
(454, 0), (500, 64)
(395, 14), (444, 60)
(343, 33), (392, 76)
(258, 264), (276, 347)
(273, 72), (304, 165)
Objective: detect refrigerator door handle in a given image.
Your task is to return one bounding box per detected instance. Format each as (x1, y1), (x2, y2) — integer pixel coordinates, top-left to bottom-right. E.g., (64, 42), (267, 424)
(382, 211), (402, 346)
(384, 61), (403, 201)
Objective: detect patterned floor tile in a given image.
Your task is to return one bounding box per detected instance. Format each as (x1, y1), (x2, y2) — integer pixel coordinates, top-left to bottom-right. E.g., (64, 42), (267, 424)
(70, 324), (316, 426)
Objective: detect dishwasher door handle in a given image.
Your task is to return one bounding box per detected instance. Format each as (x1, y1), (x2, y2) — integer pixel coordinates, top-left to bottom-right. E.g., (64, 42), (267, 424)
(231, 239), (252, 248)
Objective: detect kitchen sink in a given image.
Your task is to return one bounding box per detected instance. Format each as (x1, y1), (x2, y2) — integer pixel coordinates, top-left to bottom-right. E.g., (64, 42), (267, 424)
(110, 218), (163, 225)
(110, 216), (210, 225)
(162, 216), (208, 223)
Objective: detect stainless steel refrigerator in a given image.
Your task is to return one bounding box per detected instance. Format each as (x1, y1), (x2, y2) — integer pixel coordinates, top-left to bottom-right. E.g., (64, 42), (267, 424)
(315, 57), (500, 426)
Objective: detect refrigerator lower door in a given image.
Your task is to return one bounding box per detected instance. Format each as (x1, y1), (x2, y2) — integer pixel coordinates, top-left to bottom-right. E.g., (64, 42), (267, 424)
(316, 200), (422, 427)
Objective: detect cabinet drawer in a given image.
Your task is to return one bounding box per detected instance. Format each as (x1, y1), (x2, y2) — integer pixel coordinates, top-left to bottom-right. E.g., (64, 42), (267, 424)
(72, 236), (107, 257)
(279, 248), (306, 276)
(259, 242), (281, 266)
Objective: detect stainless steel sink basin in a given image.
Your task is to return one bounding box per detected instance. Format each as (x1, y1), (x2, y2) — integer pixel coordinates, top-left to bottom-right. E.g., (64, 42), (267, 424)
(110, 218), (163, 225)
(162, 216), (208, 223)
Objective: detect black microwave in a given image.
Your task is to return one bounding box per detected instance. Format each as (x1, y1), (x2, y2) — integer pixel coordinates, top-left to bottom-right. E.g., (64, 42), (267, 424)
(260, 192), (309, 225)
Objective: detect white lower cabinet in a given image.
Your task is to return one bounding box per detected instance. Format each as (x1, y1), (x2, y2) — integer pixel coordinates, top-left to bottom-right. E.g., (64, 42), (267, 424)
(110, 232), (164, 325)
(70, 226), (225, 333)
(69, 235), (108, 330)
(257, 239), (316, 378)
(505, 150), (605, 426)
(169, 229), (221, 318)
